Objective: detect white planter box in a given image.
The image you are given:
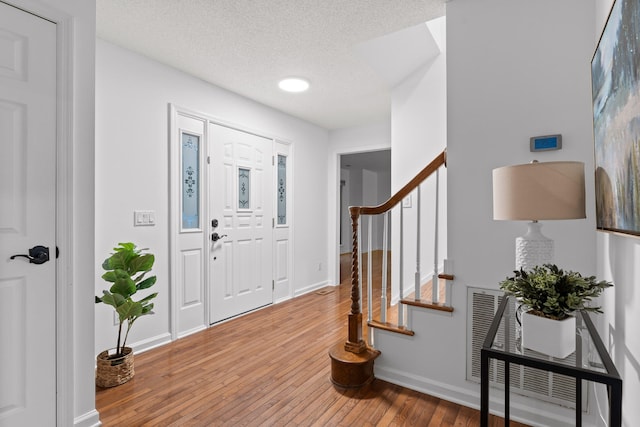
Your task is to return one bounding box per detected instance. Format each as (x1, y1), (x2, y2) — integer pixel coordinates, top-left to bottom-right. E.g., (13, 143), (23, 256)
(522, 311), (576, 359)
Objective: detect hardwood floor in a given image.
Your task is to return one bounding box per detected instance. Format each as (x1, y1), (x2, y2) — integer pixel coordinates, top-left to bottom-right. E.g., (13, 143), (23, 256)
(96, 254), (526, 426)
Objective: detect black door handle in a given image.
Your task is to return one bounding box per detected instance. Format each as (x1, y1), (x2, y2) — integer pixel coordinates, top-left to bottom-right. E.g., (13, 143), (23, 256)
(10, 245), (50, 264)
(211, 233), (228, 242)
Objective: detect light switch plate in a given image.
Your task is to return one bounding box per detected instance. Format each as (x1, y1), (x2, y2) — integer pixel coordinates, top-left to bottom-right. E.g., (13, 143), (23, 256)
(134, 210), (156, 226)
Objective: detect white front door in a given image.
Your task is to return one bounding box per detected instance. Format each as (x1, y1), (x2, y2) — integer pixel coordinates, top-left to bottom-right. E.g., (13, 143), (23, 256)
(209, 124), (273, 323)
(0, 2), (57, 425)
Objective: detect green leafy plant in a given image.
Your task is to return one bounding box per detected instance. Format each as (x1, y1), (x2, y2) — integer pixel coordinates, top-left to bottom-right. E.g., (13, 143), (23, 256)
(499, 264), (612, 320)
(95, 242), (158, 357)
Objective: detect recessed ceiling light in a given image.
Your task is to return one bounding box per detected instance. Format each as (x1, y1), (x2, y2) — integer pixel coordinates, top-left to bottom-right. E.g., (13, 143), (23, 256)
(278, 77), (310, 93)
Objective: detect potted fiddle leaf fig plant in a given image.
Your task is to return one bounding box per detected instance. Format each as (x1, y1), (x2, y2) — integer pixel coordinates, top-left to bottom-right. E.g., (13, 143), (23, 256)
(499, 264), (612, 359)
(95, 242), (158, 387)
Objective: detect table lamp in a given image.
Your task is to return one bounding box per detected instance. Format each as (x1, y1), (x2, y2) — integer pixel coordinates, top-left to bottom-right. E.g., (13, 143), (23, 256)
(492, 161), (586, 270)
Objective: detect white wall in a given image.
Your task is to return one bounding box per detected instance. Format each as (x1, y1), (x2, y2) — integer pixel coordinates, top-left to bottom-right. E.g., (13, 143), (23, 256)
(390, 24), (448, 301)
(328, 120), (391, 284)
(447, 1), (596, 424)
(595, 1), (640, 425)
(375, 169), (392, 250)
(447, 0), (595, 422)
(339, 168), (350, 253)
(95, 40), (329, 356)
(376, 1), (600, 425)
(362, 168), (389, 251)
(448, 0), (596, 290)
(339, 166), (390, 255)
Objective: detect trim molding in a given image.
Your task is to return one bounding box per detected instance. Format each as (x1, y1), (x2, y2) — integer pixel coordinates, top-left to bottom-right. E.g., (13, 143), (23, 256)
(56, 10), (75, 427)
(177, 325), (208, 340)
(293, 280), (330, 298)
(74, 409), (101, 427)
(374, 351), (577, 427)
(130, 332), (172, 354)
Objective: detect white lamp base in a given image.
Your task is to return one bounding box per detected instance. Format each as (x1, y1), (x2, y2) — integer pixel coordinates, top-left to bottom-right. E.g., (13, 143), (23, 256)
(516, 221), (553, 270)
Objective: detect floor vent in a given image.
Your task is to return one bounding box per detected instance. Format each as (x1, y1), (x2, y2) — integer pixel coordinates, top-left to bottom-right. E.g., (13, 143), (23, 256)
(466, 287), (585, 410)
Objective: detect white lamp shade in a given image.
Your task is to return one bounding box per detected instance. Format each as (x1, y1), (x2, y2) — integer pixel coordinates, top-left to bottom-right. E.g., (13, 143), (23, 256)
(493, 161), (586, 221)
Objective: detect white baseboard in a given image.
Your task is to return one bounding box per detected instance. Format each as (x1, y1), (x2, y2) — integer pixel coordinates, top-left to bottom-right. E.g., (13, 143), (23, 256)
(95, 333), (173, 369)
(294, 280), (330, 298)
(274, 294), (292, 304)
(177, 325), (207, 340)
(374, 365), (578, 427)
(74, 409), (101, 427)
(375, 365), (479, 411)
(131, 332), (172, 354)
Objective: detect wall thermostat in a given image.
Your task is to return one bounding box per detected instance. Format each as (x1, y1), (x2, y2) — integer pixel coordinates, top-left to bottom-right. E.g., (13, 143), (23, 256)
(530, 134), (562, 152)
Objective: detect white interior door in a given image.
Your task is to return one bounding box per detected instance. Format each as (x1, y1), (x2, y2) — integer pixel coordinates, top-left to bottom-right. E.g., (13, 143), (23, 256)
(209, 124), (273, 323)
(0, 2), (57, 425)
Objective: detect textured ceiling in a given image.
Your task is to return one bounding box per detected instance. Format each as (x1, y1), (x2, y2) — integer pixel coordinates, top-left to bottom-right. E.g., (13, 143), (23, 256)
(96, 0), (446, 130)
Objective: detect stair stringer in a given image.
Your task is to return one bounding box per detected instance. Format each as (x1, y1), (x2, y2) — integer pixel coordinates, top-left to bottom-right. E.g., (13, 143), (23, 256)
(371, 303), (579, 427)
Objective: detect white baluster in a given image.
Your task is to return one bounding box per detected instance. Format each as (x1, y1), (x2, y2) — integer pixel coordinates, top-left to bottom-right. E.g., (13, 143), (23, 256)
(367, 216), (373, 323)
(433, 168), (440, 304)
(381, 211), (388, 323)
(399, 204), (404, 327)
(415, 186), (421, 301)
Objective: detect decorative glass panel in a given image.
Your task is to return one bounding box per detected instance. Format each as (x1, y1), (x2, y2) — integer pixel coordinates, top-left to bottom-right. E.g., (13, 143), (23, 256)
(238, 167), (250, 209)
(277, 155), (287, 224)
(182, 133), (199, 229)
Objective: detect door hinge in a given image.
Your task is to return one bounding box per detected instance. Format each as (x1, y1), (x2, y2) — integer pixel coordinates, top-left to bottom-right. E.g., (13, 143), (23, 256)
(272, 280), (275, 290)
(272, 155), (275, 166)
(272, 218), (275, 228)
(207, 156), (210, 164)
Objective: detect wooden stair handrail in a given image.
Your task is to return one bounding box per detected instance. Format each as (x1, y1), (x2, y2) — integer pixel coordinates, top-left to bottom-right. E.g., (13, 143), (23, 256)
(340, 150), (447, 349)
(357, 149), (446, 216)
(331, 149), (448, 387)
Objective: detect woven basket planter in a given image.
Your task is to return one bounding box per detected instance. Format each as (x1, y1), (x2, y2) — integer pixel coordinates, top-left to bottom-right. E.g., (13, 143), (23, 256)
(96, 347), (134, 388)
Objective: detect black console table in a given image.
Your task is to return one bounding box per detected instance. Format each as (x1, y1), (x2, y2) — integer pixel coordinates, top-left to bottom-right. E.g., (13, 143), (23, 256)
(481, 295), (622, 426)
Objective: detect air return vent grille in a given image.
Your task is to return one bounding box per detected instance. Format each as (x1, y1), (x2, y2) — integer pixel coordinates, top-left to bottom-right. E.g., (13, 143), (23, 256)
(466, 287), (583, 409)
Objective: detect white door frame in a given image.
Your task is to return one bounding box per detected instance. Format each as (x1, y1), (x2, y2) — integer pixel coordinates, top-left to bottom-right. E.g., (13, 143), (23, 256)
(2, 1), (76, 425)
(329, 145), (391, 286)
(169, 104), (295, 333)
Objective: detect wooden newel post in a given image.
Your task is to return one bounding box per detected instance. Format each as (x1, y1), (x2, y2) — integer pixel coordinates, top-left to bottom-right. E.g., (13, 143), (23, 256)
(328, 206), (380, 388)
(345, 206), (366, 353)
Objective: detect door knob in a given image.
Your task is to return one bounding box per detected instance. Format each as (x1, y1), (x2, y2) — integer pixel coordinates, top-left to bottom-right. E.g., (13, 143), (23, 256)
(211, 232), (228, 242)
(10, 245), (50, 264)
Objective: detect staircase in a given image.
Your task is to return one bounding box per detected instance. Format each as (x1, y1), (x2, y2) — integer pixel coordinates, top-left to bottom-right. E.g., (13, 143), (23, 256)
(329, 150), (453, 387)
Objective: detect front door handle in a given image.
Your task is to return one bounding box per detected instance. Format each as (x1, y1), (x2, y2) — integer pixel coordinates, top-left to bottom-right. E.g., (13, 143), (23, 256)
(10, 245), (50, 264)
(211, 233), (228, 242)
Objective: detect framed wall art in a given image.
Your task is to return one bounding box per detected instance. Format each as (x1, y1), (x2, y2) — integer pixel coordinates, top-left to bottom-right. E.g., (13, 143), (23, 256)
(592, 0), (640, 236)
